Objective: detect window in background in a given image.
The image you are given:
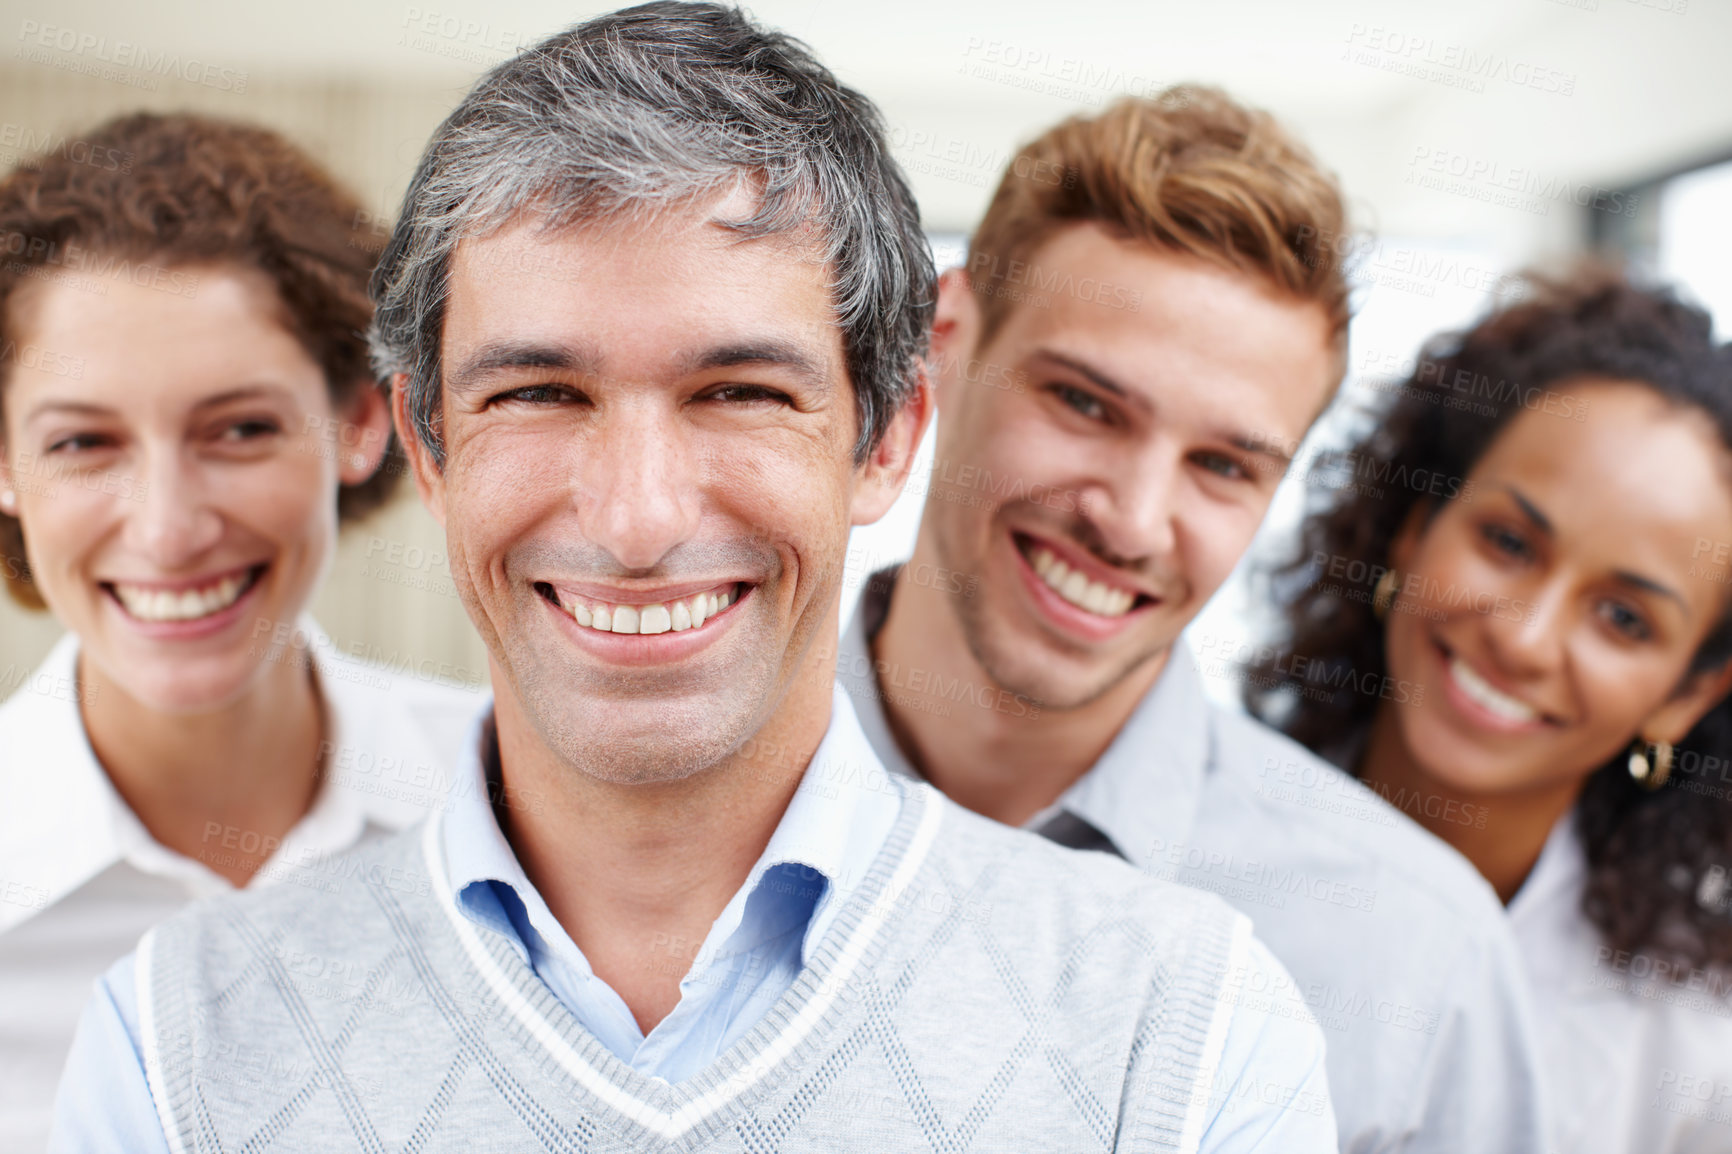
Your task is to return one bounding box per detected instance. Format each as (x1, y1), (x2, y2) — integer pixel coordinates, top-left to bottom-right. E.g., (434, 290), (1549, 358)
(1657, 159), (1732, 339)
(1596, 151), (1732, 337)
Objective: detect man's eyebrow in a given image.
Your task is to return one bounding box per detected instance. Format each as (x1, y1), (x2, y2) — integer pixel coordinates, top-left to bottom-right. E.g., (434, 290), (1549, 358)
(1031, 349), (1141, 408)
(446, 339), (834, 394)
(1228, 430), (1295, 466)
(1032, 347), (1290, 462)
(679, 340), (833, 387)
(447, 341), (601, 394)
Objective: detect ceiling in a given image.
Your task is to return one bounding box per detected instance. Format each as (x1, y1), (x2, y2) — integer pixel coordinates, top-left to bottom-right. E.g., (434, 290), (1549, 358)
(7, 0), (1727, 246)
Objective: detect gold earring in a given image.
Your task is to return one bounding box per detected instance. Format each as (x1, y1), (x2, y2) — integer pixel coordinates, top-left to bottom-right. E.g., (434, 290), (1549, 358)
(1628, 738), (1674, 790)
(1372, 568), (1400, 622)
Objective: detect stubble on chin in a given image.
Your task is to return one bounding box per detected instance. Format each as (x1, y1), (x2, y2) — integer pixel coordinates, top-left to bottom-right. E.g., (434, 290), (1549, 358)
(507, 652), (776, 787)
(951, 581), (1173, 714)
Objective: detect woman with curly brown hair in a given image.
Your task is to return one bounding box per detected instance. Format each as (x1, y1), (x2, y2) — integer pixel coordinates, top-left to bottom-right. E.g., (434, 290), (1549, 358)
(0, 113), (480, 1149)
(1248, 270), (1732, 1153)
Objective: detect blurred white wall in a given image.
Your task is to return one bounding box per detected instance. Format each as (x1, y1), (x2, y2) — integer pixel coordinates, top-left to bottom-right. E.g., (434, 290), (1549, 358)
(2, 0), (1730, 692)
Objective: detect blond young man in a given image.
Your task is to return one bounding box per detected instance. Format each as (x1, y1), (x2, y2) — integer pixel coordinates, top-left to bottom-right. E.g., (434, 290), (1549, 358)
(841, 90), (1550, 1153)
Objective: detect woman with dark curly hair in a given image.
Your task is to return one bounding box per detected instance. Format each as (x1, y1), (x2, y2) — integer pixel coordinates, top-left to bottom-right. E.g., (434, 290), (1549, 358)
(1247, 269), (1732, 1154)
(0, 113), (480, 1148)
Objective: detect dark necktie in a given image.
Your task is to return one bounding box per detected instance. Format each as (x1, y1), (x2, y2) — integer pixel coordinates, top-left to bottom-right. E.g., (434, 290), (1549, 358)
(1033, 810), (1125, 859)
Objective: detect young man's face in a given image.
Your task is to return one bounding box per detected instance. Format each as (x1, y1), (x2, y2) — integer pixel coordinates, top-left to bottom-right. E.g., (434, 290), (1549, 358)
(926, 223), (1337, 711)
(402, 191), (919, 784)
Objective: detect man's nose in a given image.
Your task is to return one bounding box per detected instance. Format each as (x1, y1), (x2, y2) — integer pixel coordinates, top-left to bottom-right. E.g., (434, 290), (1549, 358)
(577, 401), (702, 571)
(1076, 441), (1182, 564)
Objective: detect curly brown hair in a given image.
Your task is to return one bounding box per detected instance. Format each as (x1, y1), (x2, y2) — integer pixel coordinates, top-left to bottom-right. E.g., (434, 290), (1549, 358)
(1246, 268), (1732, 970)
(0, 111), (398, 610)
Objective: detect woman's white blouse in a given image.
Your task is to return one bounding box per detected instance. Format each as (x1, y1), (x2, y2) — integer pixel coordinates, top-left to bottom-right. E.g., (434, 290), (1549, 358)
(1510, 815), (1732, 1154)
(0, 623), (485, 1153)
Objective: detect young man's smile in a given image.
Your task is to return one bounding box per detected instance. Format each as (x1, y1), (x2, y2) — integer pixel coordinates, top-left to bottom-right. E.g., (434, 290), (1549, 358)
(912, 225), (1334, 711)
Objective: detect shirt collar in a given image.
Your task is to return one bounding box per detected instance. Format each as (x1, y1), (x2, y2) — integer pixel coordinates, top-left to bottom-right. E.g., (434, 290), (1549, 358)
(753, 685), (902, 951)
(441, 708), (552, 962)
(0, 631), (114, 931)
(442, 684), (903, 972)
(1507, 810), (1585, 924)
(0, 615), (414, 932)
(834, 567), (925, 783)
(841, 562), (1211, 868)
(1047, 642), (1213, 867)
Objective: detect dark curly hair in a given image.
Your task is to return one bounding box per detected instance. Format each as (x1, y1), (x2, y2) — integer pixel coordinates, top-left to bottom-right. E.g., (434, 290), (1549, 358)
(0, 111), (399, 610)
(1246, 267), (1732, 970)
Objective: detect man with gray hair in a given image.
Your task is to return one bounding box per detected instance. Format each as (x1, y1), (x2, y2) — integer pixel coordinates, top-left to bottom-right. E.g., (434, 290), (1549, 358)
(50, 5), (1336, 1150)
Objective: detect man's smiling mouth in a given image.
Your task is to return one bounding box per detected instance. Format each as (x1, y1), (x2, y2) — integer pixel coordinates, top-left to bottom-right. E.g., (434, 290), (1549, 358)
(536, 581), (743, 635)
(1015, 535), (1149, 619)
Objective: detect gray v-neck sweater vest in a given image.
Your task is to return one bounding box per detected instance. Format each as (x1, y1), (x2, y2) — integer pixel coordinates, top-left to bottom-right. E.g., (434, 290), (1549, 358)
(136, 782), (1250, 1153)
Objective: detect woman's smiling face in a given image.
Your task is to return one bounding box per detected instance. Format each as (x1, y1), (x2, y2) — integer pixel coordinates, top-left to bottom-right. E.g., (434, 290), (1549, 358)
(0, 264), (387, 713)
(1382, 379), (1732, 801)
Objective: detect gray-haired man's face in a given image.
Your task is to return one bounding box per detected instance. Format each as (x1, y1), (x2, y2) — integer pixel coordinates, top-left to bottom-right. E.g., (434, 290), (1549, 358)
(406, 189), (915, 784)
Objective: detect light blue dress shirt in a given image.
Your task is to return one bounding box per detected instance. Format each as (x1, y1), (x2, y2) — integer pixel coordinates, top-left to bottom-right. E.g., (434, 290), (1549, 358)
(50, 686), (1335, 1152)
(439, 693), (902, 1083)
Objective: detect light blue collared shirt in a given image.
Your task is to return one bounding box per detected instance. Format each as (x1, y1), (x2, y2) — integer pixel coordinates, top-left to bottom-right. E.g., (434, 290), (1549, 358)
(440, 690), (902, 1082)
(48, 687), (905, 1150)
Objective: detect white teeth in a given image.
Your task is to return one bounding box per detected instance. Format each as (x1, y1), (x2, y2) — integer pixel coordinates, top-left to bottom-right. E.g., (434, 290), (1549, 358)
(113, 571), (253, 622)
(1081, 582), (1109, 615)
(1060, 569), (1087, 604)
(1028, 546), (1138, 619)
(1449, 657), (1540, 723)
(559, 584), (740, 637)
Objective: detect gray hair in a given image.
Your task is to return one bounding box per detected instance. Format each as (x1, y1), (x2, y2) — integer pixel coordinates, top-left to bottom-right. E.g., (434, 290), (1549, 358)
(370, 1), (935, 466)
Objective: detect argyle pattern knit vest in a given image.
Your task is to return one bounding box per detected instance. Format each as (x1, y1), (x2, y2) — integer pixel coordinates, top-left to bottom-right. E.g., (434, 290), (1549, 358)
(137, 783), (1250, 1153)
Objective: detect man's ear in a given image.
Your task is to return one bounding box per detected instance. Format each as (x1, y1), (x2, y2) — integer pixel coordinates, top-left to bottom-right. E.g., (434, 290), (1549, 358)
(850, 362), (933, 528)
(929, 268), (980, 412)
(335, 382), (393, 485)
(390, 372), (446, 527)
